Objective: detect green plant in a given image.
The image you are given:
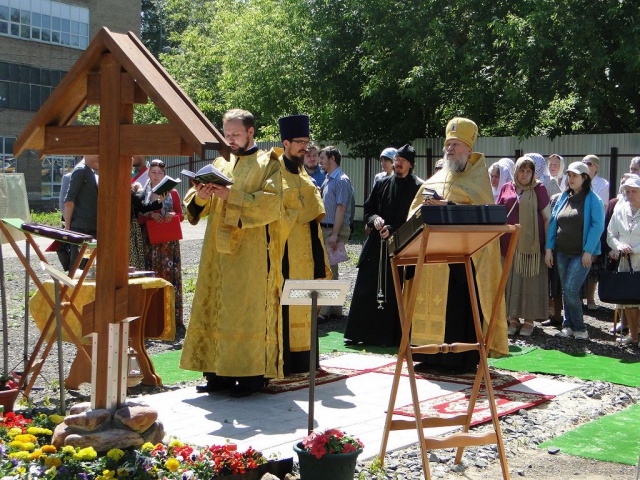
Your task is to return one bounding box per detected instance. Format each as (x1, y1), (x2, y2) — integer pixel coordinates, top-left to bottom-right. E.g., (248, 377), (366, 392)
(30, 210), (62, 227)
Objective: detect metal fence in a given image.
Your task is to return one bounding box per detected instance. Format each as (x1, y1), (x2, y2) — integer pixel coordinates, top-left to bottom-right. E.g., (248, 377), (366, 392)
(28, 133), (640, 216)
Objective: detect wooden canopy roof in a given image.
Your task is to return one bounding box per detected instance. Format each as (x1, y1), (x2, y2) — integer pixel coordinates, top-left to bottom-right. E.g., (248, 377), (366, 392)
(14, 27), (229, 160)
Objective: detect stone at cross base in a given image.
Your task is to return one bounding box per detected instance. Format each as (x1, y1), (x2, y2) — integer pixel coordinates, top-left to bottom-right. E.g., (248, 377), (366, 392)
(51, 400), (165, 452)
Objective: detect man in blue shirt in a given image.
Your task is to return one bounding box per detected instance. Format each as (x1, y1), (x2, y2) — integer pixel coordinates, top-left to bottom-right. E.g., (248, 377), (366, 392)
(303, 142), (325, 186)
(318, 146), (354, 320)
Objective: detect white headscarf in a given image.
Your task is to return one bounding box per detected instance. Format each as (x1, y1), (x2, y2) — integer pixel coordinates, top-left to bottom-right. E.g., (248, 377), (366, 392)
(489, 161), (514, 202)
(547, 154), (565, 183)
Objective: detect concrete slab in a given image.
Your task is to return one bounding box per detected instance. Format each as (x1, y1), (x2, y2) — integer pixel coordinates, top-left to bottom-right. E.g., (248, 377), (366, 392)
(141, 356), (469, 461)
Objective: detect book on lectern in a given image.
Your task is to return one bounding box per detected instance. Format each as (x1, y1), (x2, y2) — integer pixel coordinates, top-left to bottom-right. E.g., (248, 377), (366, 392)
(181, 164), (234, 186)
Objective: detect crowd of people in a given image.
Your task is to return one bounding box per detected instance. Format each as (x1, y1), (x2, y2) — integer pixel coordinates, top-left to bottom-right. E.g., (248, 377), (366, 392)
(58, 112), (638, 399)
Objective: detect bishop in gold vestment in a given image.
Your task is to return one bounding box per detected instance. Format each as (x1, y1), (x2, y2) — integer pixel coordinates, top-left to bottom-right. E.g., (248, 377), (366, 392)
(408, 118), (508, 371)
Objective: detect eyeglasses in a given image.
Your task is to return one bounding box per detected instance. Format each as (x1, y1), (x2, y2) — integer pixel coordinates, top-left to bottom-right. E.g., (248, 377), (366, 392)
(583, 162), (593, 167)
(291, 139), (311, 146)
(150, 160), (165, 168)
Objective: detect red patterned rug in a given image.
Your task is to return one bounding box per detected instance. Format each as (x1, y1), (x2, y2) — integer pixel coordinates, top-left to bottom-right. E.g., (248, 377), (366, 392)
(392, 388), (553, 426)
(372, 362), (536, 389)
(261, 367), (364, 394)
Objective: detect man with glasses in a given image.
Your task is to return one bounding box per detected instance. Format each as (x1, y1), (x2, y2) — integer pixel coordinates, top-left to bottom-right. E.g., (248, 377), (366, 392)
(629, 156), (640, 176)
(180, 108), (283, 398)
(275, 115), (331, 374)
(407, 117), (508, 372)
(582, 155), (609, 204)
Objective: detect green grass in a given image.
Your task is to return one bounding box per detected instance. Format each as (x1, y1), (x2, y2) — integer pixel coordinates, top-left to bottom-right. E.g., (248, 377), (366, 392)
(30, 210), (61, 226)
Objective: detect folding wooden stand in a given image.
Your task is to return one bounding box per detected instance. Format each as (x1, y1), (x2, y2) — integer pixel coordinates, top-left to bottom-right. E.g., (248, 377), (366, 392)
(0, 218), (96, 398)
(379, 223), (520, 480)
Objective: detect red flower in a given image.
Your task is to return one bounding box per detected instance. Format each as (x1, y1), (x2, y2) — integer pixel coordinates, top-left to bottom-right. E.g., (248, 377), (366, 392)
(300, 429), (363, 459)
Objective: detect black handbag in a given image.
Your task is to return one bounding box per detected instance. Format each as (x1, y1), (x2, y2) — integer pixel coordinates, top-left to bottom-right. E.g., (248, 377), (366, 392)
(598, 255), (640, 305)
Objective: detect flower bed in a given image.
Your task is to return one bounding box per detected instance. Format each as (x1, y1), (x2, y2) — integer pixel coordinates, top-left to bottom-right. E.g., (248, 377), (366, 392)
(0, 411), (292, 479)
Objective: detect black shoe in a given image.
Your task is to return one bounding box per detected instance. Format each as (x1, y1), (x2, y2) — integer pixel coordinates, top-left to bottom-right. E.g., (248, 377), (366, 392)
(195, 377), (234, 393)
(229, 384), (262, 398)
(541, 318), (562, 327)
(175, 324), (186, 336)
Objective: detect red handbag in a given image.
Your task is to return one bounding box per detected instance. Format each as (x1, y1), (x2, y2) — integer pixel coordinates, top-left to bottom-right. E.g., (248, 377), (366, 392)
(146, 216), (183, 245)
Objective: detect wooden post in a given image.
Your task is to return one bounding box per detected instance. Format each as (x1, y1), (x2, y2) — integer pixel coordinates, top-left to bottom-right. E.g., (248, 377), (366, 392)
(93, 53), (133, 409)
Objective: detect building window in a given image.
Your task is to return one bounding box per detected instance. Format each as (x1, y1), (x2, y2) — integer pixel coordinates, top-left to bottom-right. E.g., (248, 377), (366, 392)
(0, 0), (89, 50)
(0, 136), (16, 173)
(0, 60), (64, 111)
(41, 154), (75, 199)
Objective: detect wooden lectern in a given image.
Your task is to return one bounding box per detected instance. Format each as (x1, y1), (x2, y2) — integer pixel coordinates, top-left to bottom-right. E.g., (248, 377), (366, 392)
(379, 223), (520, 480)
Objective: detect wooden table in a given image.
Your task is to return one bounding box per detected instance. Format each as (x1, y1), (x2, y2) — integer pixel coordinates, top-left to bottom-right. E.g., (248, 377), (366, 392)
(380, 223), (520, 480)
(30, 277), (175, 388)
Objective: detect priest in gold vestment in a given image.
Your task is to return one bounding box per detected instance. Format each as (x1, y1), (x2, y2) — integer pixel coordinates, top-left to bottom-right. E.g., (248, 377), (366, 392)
(180, 109), (284, 397)
(275, 115), (331, 375)
(408, 117), (508, 372)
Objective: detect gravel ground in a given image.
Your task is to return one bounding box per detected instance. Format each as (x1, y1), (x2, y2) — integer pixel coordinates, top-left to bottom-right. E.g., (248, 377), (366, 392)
(1, 235), (638, 479)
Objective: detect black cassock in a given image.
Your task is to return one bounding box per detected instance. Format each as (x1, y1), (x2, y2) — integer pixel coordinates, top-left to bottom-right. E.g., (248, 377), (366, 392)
(344, 174), (422, 346)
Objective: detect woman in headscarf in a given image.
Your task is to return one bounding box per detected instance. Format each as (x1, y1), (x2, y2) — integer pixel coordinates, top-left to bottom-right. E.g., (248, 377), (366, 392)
(547, 154), (565, 188)
(528, 152), (560, 196)
(488, 160), (514, 203)
(497, 156), (551, 336)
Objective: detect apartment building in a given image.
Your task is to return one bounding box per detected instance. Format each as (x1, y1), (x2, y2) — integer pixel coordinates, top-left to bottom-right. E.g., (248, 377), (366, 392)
(0, 0), (140, 208)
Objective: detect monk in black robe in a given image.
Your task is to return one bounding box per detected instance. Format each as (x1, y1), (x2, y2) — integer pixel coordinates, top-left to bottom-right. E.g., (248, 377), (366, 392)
(345, 145), (422, 346)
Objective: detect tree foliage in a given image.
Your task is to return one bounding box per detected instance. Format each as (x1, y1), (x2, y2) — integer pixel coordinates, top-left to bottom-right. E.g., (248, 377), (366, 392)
(136, 0), (640, 156)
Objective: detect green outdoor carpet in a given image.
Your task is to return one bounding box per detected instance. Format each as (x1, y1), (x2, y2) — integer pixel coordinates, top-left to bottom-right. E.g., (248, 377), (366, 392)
(539, 404), (640, 465)
(319, 330), (398, 355)
(488, 348), (640, 387)
(150, 350), (202, 385)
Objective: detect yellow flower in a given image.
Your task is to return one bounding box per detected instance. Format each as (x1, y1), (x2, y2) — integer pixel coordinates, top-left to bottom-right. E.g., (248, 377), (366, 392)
(97, 470), (116, 479)
(168, 439), (184, 447)
(165, 458), (180, 472)
(49, 414), (66, 424)
(141, 442), (155, 452)
(30, 448), (43, 460)
(42, 445), (57, 454)
(9, 451), (31, 461)
(107, 448), (125, 461)
(15, 434), (38, 443)
(8, 427), (22, 437)
(27, 426), (53, 436)
(73, 446), (98, 461)
(62, 445), (76, 455)
(45, 456), (63, 468)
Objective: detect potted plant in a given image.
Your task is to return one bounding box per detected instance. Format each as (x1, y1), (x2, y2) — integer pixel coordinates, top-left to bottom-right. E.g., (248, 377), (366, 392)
(293, 428), (364, 480)
(0, 371), (20, 414)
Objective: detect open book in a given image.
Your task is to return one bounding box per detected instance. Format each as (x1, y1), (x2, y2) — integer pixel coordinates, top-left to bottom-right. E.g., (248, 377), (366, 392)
(181, 164), (234, 186)
(152, 175), (181, 195)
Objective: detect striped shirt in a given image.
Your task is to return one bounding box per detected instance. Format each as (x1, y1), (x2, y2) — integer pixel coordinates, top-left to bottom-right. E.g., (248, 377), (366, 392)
(321, 167), (353, 225)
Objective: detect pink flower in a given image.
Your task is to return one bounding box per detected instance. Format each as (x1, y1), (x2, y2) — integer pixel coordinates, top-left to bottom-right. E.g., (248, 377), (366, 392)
(299, 429), (363, 459)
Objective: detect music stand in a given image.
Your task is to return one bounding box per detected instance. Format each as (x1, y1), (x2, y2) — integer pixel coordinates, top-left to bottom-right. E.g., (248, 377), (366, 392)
(281, 280), (350, 434)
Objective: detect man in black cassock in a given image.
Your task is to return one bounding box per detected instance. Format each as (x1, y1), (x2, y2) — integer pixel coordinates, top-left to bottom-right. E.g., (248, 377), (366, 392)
(344, 144), (423, 346)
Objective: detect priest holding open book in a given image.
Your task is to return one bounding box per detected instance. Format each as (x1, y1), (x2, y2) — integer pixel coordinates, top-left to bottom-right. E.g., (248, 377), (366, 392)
(180, 109), (285, 398)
